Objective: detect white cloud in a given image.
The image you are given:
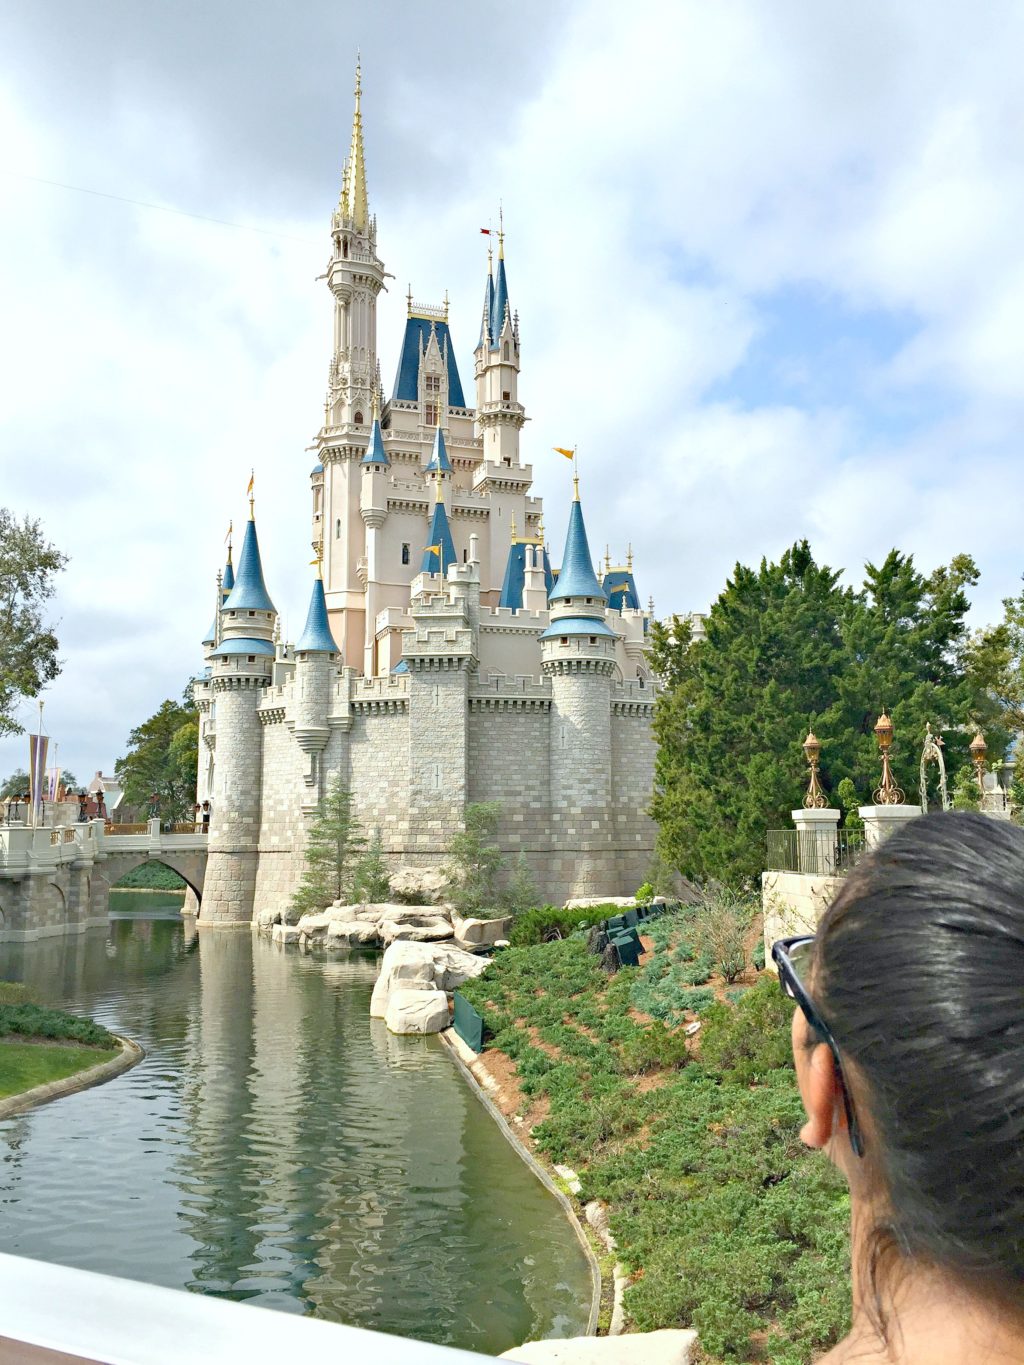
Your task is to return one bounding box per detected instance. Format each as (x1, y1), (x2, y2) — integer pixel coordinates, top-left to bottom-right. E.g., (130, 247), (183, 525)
(3, 0), (1024, 781)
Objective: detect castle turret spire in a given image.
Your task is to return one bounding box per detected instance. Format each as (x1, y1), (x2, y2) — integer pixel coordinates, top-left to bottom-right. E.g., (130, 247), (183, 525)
(295, 574), (340, 655)
(421, 479), (457, 577)
(340, 57), (369, 232)
(222, 509), (275, 614)
(549, 485), (607, 606)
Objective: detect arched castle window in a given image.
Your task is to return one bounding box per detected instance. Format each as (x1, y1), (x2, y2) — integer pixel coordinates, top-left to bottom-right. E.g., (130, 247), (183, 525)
(343, 238), (349, 258)
(401, 543), (410, 565)
(503, 342), (509, 360)
(336, 519), (342, 539)
(355, 411), (364, 425)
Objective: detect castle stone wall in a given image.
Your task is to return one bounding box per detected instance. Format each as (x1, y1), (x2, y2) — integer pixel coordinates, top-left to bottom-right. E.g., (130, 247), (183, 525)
(252, 718), (315, 920)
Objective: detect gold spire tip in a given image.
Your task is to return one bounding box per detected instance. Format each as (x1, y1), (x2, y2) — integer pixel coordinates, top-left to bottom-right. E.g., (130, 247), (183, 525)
(573, 474), (580, 502)
(247, 469), (255, 519)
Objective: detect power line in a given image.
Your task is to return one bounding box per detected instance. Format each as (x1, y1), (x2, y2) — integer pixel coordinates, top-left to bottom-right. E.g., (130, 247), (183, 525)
(1, 168), (320, 246)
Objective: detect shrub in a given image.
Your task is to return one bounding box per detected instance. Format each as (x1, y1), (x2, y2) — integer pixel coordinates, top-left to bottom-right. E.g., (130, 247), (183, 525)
(835, 777), (863, 832)
(499, 852), (540, 915)
(951, 764), (981, 812)
(351, 830), (391, 902)
(445, 802), (505, 915)
(508, 904), (618, 947)
(0, 1003), (115, 1047)
(699, 975), (796, 1085)
(691, 885), (756, 982)
(114, 862), (186, 890)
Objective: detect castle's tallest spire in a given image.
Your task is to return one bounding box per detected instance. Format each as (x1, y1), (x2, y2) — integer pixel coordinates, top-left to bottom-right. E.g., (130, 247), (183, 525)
(340, 56), (369, 231)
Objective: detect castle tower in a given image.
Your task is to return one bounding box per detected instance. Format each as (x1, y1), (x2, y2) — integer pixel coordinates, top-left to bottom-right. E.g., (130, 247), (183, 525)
(293, 566), (341, 808)
(540, 481), (619, 897)
(472, 233), (525, 469)
(360, 395), (390, 676)
(202, 499), (277, 927)
(319, 60), (387, 666)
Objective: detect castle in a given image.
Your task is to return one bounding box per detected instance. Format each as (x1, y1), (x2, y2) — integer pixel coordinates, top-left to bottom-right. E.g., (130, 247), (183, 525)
(192, 65), (658, 925)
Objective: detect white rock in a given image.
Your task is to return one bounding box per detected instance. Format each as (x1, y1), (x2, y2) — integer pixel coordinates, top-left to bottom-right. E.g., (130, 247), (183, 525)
(389, 866), (451, 905)
(584, 1201), (616, 1252)
(369, 940), (490, 1018)
(500, 1331), (697, 1364)
(384, 987), (451, 1035)
(451, 912), (514, 948)
(564, 895), (637, 911)
(271, 924), (301, 945)
(327, 919), (380, 945)
(379, 915), (454, 945)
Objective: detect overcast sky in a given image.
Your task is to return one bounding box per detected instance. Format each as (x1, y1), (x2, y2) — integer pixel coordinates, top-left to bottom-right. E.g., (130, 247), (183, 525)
(3, 0), (1024, 784)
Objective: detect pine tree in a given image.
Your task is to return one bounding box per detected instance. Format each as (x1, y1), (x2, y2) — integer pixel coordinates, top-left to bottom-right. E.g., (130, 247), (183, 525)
(445, 802), (504, 915)
(351, 829), (392, 903)
(291, 778), (366, 918)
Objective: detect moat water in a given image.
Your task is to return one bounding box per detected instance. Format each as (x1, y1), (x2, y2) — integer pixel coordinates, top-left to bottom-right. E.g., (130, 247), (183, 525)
(0, 894), (593, 1354)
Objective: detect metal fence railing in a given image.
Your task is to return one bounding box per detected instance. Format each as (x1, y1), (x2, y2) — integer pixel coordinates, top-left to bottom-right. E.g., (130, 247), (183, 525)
(766, 827), (864, 876)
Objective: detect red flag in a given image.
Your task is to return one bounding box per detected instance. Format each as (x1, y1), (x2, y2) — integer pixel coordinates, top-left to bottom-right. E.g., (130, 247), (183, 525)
(480, 228), (492, 235)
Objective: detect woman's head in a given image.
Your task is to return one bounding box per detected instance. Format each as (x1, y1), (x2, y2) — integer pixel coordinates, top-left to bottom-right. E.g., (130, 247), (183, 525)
(804, 811), (1024, 1308)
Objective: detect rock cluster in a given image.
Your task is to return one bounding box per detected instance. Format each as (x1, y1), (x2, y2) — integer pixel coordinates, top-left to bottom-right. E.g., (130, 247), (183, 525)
(369, 940), (490, 1035)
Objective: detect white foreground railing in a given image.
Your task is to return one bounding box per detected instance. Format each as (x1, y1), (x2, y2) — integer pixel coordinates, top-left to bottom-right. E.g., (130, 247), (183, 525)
(0, 1253), (498, 1364)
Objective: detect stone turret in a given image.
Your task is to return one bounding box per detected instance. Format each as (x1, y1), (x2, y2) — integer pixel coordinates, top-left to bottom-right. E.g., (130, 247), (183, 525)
(540, 483), (619, 898)
(293, 570), (340, 807)
(203, 506), (276, 927)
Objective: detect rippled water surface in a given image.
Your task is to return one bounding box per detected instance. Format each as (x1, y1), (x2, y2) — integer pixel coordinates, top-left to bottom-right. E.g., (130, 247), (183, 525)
(0, 900), (592, 1354)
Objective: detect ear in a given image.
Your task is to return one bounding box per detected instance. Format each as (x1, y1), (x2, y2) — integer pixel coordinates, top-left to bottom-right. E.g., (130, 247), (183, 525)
(799, 1041), (842, 1150)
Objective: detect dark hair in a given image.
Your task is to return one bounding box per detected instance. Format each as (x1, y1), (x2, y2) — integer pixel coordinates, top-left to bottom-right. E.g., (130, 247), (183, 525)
(815, 811), (1024, 1320)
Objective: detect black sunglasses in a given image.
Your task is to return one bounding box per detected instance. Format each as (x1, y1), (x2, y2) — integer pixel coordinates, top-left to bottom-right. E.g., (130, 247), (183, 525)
(772, 935), (864, 1158)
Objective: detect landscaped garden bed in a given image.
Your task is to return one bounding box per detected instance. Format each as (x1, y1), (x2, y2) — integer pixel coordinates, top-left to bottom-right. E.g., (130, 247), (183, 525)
(457, 908), (851, 1364)
(0, 986), (121, 1101)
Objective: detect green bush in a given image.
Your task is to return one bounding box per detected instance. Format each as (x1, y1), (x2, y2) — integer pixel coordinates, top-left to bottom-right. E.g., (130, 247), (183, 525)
(0, 1003), (115, 1047)
(0, 982), (32, 1005)
(699, 975), (796, 1084)
(114, 862), (186, 890)
(507, 904), (618, 946)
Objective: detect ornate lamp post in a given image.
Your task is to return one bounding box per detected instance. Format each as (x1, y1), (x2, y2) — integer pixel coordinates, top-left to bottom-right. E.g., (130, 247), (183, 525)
(969, 730), (988, 793)
(873, 710), (905, 805)
(802, 731), (829, 809)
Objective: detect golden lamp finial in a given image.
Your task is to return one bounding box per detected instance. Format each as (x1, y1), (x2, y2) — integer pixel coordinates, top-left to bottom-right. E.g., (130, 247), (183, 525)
(605, 545), (611, 573)
(497, 202), (505, 260)
(510, 513), (517, 543)
(225, 520), (233, 563)
(801, 730), (829, 809)
(872, 709), (905, 805)
(406, 283), (413, 316)
(627, 543), (634, 572)
(435, 466), (444, 503)
(309, 544), (324, 580)
(443, 289), (450, 323)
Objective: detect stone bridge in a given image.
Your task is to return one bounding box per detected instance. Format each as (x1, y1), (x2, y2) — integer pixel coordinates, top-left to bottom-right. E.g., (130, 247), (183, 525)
(0, 820), (208, 941)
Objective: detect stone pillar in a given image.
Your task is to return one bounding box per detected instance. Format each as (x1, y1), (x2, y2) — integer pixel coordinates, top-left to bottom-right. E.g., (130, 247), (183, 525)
(791, 807), (841, 875)
(858, 803), (923, 850)
(293, 654), (332, 812)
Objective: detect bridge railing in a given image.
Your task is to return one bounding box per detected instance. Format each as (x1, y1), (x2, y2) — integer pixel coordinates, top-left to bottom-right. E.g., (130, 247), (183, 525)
(0, 820), (207, 876)
(0, 1252), (495, 1364)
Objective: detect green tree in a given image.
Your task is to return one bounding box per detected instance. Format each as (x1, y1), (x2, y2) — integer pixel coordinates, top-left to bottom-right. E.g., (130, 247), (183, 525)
(351, 829), (391, 903)
(1, 769), (30, 798)
(0, 510), (68, 736)
(445, 801), (504, 915)
(499, 852), (539, 915)
(651, 543), (1005, 886)
(115, 696), (198, 823)
(291, 778), (366, 918)
(951, 765), (982, 811)
(834, 778), (863, 832)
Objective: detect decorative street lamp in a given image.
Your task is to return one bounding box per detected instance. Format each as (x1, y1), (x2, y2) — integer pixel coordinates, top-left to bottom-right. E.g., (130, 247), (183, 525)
(802, 730), (829, 809)
(969, 730), (988, 793)
(873, 710), (905, 805)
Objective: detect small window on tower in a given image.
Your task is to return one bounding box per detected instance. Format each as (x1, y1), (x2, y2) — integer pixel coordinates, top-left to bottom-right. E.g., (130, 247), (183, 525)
(402, 543), (410, 565)
(355, 411), (364, 425)
(502, 390), (511, 401)
(425, 375), (441, 393)
(248, 610), (256, 618)
(425, 402), (438, 426)
(463, 548), (467, 562)
(503, 342), (509, 360)
(336, 519), (342, 539)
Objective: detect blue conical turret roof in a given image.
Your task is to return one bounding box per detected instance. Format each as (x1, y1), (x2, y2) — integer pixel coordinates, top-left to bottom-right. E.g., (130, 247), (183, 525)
(202, 617), (216, 647)
(499, 541), (528, 611)
(425, 423), (452, 473)
(222, 555), (235, 594)
(421, 497), (457, 576)
(603, 568), (640, 613)
(490, 254), (510, 348)
(295, 576), (339, 654)
(549, 495), (606, 603)
(222, 517), (275, 612)
(362, 416), (389, 466)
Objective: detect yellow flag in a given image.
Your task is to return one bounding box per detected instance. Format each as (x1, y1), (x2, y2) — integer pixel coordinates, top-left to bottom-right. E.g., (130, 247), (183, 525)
(610, 584), (630, 594)
(224, 520), (233, 545)
(424, 544), (441, 555)
(553, 447), (574, 460)
(247, 472), (255, 497)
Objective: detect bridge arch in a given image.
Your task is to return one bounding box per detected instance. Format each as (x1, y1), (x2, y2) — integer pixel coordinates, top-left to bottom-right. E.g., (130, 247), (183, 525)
(102, 852), (206, 903)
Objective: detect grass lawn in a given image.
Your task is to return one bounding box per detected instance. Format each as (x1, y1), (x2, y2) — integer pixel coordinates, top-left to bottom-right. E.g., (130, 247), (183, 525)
(0, 1039), (120, 1099)
(458, 909), (851, 1364)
